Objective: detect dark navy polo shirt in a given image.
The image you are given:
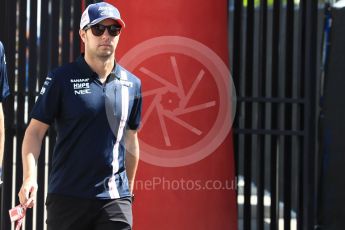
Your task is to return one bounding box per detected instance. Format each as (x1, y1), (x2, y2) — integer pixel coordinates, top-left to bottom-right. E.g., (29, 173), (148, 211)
(0, 42), (10, 102)
(31, 55), (142, 199)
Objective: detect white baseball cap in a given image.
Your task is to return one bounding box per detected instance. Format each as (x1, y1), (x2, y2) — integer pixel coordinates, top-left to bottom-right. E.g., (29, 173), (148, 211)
(80, 2), (125, 30)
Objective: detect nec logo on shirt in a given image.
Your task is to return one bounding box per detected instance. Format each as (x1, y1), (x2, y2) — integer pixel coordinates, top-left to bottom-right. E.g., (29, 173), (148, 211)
(71, 78), (91, 95)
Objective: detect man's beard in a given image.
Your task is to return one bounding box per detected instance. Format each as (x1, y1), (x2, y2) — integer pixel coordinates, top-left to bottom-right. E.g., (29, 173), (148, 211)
(97, 49), (114, 60)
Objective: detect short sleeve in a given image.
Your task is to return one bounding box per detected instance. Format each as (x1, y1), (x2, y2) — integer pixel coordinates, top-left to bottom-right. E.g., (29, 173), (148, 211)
(30, 74), (61, 125)
(127, 83), (142, 130)
(0, 42), (10, 102)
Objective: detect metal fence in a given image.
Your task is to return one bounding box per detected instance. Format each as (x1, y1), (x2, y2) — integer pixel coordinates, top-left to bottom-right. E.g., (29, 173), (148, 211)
(0, 0), (325, 229)
(0, 0), (99, 229)
(229, 0), (324, 229)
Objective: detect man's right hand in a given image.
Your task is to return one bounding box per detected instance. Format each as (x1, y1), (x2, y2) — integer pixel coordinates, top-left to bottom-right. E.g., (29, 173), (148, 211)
(18, 178), (38, 208)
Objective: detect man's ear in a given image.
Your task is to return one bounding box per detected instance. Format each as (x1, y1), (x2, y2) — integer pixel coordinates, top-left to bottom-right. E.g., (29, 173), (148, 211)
(79, 29), (86, 43)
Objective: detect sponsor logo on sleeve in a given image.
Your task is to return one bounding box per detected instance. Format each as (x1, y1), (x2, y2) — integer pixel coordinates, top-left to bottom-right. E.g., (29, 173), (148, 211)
(40, 76), (52, 95)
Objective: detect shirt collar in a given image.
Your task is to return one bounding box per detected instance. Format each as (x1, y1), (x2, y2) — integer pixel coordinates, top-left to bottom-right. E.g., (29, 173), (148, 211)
(76, 54), (122, 80)
(112, 63), (123, 80)
(76, 54), (97, 79)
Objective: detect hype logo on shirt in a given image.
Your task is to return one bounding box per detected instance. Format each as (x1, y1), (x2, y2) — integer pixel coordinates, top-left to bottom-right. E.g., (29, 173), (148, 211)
(71, 78), (91, 95)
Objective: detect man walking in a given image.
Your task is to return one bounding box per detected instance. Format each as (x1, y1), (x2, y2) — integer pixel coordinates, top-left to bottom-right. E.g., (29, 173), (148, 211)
(18, 2), (141, 229)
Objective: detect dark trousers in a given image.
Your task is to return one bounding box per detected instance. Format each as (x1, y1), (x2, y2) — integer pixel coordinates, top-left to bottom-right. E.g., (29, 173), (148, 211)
(46, 194), (132, 230)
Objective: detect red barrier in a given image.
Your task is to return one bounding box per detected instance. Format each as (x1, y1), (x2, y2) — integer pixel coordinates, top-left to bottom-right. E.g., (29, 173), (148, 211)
(107, 1), (237, 229)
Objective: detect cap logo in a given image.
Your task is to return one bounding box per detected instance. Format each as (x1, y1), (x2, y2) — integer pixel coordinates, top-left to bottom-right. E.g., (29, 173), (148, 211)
(100, 11), (112, 16)
(98, 6), (113, 11)
(98, 6), (114, 17)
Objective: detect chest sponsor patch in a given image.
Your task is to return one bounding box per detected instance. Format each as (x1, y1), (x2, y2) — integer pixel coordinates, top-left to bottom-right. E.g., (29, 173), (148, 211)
(71, 78), (91, 95)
